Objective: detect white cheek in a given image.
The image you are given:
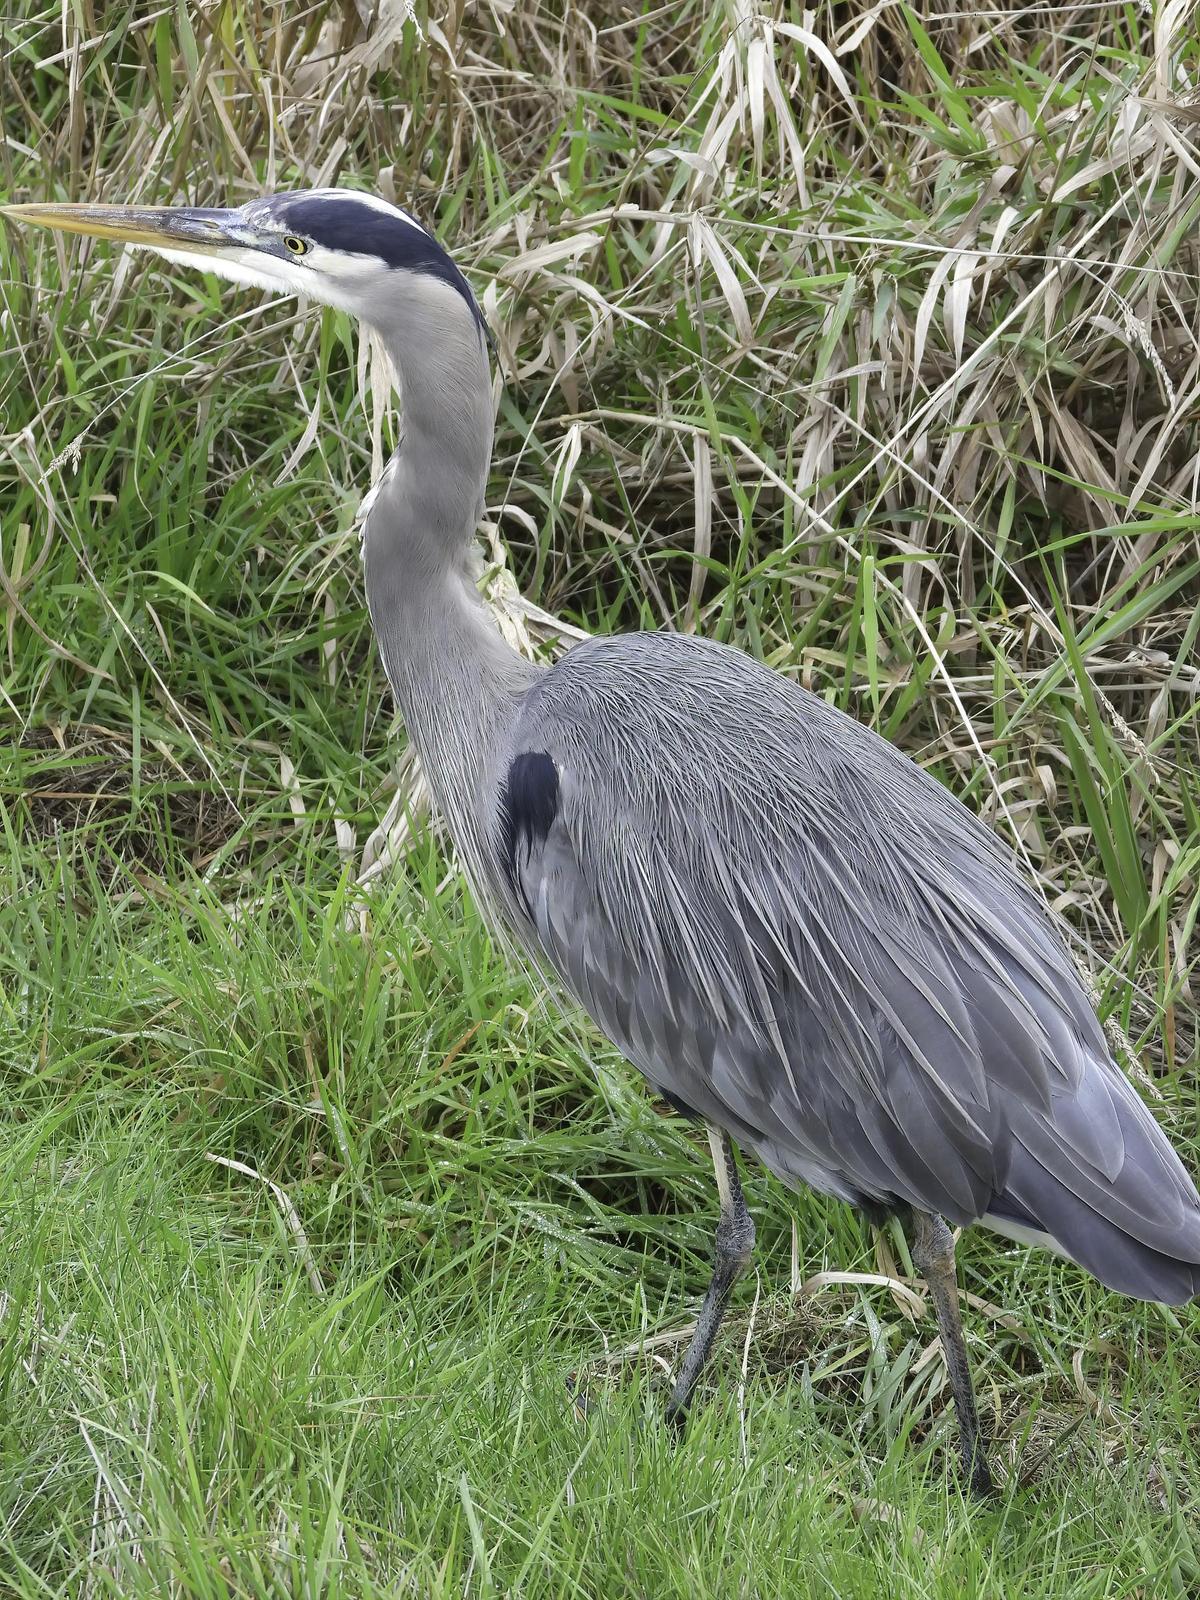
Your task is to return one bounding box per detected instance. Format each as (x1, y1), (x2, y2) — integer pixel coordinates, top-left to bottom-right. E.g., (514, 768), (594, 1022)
(312, 248), (378, 278)
(300, 245), (391, 312)
(141, 243), (314, 298)
(130, 235), (399, 318)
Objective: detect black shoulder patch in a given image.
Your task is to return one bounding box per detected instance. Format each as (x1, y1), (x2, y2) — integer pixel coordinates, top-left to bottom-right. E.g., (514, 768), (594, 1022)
(498, 751), (559, 914)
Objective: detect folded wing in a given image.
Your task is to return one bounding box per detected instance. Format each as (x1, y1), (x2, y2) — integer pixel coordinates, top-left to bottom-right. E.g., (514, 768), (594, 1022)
(496, 633), (1200, 1303)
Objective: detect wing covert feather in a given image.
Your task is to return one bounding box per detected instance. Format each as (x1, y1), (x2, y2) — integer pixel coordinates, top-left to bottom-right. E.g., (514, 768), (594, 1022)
(493, 633), (1200, 1274)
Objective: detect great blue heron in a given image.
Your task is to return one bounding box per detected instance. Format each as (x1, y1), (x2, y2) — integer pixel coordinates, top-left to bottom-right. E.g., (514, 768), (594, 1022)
(6, 191), (1199, 1498)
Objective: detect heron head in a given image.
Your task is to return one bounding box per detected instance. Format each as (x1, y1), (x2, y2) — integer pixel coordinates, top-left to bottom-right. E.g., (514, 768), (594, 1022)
(2, 188), (485, 335)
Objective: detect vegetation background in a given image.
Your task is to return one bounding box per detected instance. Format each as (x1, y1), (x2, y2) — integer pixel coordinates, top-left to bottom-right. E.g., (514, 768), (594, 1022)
(2, 0), (1199, 1593)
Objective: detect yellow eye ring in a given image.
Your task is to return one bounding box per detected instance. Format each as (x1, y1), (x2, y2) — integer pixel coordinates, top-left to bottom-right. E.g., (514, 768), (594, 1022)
(283, 235), (308, 256)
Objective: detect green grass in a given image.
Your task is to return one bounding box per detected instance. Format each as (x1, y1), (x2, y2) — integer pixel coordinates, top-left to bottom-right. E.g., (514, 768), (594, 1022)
(4, 840), (1199, 1596)
(2, 1), (1199, 1594)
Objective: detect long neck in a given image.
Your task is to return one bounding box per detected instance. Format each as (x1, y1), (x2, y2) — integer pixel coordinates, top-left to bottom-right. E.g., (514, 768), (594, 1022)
(361, 279), (539, 878)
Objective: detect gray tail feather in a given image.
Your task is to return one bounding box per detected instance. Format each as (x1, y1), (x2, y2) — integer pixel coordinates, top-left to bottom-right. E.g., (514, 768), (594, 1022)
(990, 1167), (1200, 1304)
(993, 1084), (1200, 1306)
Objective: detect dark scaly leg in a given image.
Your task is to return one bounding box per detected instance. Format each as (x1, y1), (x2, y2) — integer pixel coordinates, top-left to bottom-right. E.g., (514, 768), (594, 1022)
(665, 1127), (755, 1428)
(911, 1211), (994, 1497)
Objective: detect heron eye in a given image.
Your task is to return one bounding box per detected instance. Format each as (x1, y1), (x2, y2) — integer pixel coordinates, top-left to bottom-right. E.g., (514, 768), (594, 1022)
(283, 235), (308, 256)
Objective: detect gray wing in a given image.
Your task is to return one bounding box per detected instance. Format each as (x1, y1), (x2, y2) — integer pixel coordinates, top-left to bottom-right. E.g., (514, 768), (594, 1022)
(494, 632), (1200, 1303)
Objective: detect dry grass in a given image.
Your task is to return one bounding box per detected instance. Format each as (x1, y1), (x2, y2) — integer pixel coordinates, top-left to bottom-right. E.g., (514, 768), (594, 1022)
(5, 1), (1196, 1036)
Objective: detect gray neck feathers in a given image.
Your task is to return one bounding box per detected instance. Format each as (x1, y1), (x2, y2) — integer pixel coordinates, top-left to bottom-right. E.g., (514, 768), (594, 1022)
(360, 271), (538, 881)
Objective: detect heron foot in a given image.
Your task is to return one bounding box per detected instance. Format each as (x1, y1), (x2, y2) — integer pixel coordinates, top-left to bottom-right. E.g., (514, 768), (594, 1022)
(663, 1130), (755, 1428)
(663, 1392), (689, 1434)
(966, 1453), (996, 1500)
(564, 1372), (592, 1421)
(910, 1211), (996, 1500)
(662, 1255), (752, 1428)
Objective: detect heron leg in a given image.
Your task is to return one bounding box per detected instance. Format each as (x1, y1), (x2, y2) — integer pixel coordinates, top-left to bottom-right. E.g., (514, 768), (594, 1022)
(911, 1211), (993, 1497)
(664, 1127), (755, 1428)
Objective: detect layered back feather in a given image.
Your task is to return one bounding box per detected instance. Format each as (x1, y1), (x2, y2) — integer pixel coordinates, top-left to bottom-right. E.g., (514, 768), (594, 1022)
(496, 633), (1200, 1305)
